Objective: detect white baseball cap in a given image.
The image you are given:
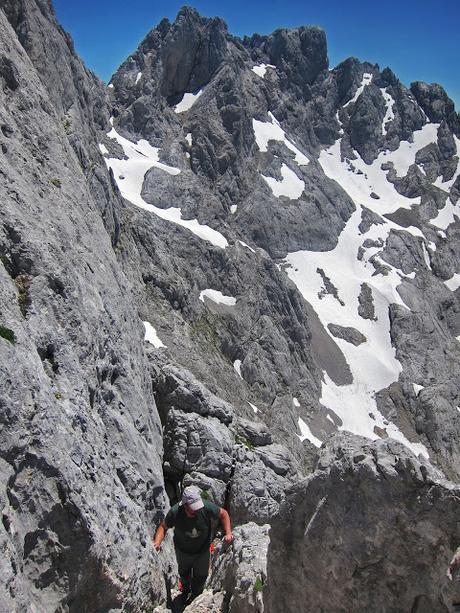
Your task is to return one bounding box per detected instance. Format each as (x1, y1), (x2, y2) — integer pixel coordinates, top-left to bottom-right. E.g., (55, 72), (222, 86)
(181, 485), (204, 511)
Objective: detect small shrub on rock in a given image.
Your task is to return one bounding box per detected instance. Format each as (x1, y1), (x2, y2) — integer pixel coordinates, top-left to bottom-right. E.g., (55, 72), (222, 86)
(0, 325), (15, 344)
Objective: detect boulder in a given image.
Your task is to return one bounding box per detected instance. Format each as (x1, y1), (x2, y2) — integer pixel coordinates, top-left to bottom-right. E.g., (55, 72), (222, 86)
(229, 445), (297, 524)
(163, 409), (234, 482)
(210, 522), (270, 612)
(265, 433), (460, 612)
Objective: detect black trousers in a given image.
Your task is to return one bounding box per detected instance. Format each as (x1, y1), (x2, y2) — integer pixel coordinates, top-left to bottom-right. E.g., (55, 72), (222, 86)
(175, 546), (210, 596)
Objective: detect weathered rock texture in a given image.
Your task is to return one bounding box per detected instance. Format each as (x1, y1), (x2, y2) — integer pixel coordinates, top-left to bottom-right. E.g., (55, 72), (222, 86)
(0, 2), (169, 610)
(265, 433), (460, 613)
(210, 522), (269, 612)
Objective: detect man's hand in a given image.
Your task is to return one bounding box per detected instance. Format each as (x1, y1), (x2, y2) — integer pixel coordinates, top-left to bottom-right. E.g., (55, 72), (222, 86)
(153, 540), (162, 552)
(223, 533), (233, 545)
(153, 521), (167, 553)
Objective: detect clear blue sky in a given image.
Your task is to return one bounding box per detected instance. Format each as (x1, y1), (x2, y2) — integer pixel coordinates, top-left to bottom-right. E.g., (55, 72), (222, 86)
(53, 0), (459, 111)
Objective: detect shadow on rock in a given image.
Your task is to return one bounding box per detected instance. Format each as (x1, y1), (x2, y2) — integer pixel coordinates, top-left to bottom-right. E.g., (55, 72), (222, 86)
(170, 592), (191, 613)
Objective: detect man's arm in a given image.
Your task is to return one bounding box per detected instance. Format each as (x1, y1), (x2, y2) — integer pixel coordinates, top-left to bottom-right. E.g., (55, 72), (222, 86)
(219, 507), (233, 544)
(153, 520), (168, 551)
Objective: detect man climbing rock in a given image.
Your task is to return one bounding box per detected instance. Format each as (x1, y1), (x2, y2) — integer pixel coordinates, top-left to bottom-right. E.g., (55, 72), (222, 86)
(153, 485), (233, 602)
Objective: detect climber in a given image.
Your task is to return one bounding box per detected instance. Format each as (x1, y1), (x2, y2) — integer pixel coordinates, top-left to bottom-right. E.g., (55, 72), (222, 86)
(153, 485), (233, 602)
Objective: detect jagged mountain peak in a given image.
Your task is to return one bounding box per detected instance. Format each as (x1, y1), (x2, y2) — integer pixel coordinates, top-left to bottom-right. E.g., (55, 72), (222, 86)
(111, 5), (233, 110)
(411, 80), (460, 134)
(243, 24), (328, 80)
(175, 4), (228, 29)
(112, 8), (330, 110)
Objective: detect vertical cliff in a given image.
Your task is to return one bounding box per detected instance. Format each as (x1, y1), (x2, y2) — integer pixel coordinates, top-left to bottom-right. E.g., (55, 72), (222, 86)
(0, 2), (169, 609)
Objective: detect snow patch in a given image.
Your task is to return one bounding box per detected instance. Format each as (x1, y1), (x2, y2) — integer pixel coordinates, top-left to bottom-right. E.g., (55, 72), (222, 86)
(234, 360), (243, 379)
(293, 397), (300, 408)
(238, 240), (256, 253)
(319, 131), (439, 217)
(199, 289), (237, 306)
(262, 163), (305, 199)
(104, 123), (228, 249)
(248, 402), (259, 414)
(297, 417), (323, 448)
(319, 125), (440, 206)
(285, 135), (432, 458)
(430, 198), (459, 230)
(253, 113), (309, 165)
(343, 73), (373, 108)
(381, 88), (395, 135)
(320, 374), (428, 457)
(99, 144), (108, 155)
(143, 321), (166, 348)
(413, 384), (424, 397)
(175, 90), (203, 113)
(251, 63), (276, 78)
(445, 273), (460, 292)
(135, 72), (142, 85)
(185, 133), (192, 146)
(381, 123), (440, 178)
(230, 205), (238, 214)
(335, 110), (344, 135)
(421, 243), (432, 270)
(108, 83), (114, 89)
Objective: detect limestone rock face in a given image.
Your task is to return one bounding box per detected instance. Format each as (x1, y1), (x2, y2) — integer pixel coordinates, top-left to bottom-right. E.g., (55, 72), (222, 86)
(163, 409), (234, 482)
(265, 433), (460, 613)
(2, 0), (121, 243)
(210, 522), (269, 612)
(0, 3), (168, 610)
(247, 25), (328, 93)
(229, 444), (298, 524)
(411, 81), (460, 133)
(154, 355), (299, 518)
(151, 358), (235, 425)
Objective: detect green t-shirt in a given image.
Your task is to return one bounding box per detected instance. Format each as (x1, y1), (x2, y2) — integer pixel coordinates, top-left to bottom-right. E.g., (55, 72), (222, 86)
(165, 500), (220, 554)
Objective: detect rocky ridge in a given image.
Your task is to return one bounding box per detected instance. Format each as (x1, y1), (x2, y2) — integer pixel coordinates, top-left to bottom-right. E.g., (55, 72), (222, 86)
(266, 434), (460, 612)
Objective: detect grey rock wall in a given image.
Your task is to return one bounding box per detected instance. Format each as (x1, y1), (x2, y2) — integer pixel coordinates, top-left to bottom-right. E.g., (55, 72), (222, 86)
(0, 3), (169, 610)
(2, 0), (121, 244)
(210, 522), (269, 612)
(265, 433), (460, 613)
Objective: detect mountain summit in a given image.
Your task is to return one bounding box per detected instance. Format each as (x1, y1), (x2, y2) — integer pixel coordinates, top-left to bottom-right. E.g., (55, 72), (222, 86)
(1, 2), (460, 611)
